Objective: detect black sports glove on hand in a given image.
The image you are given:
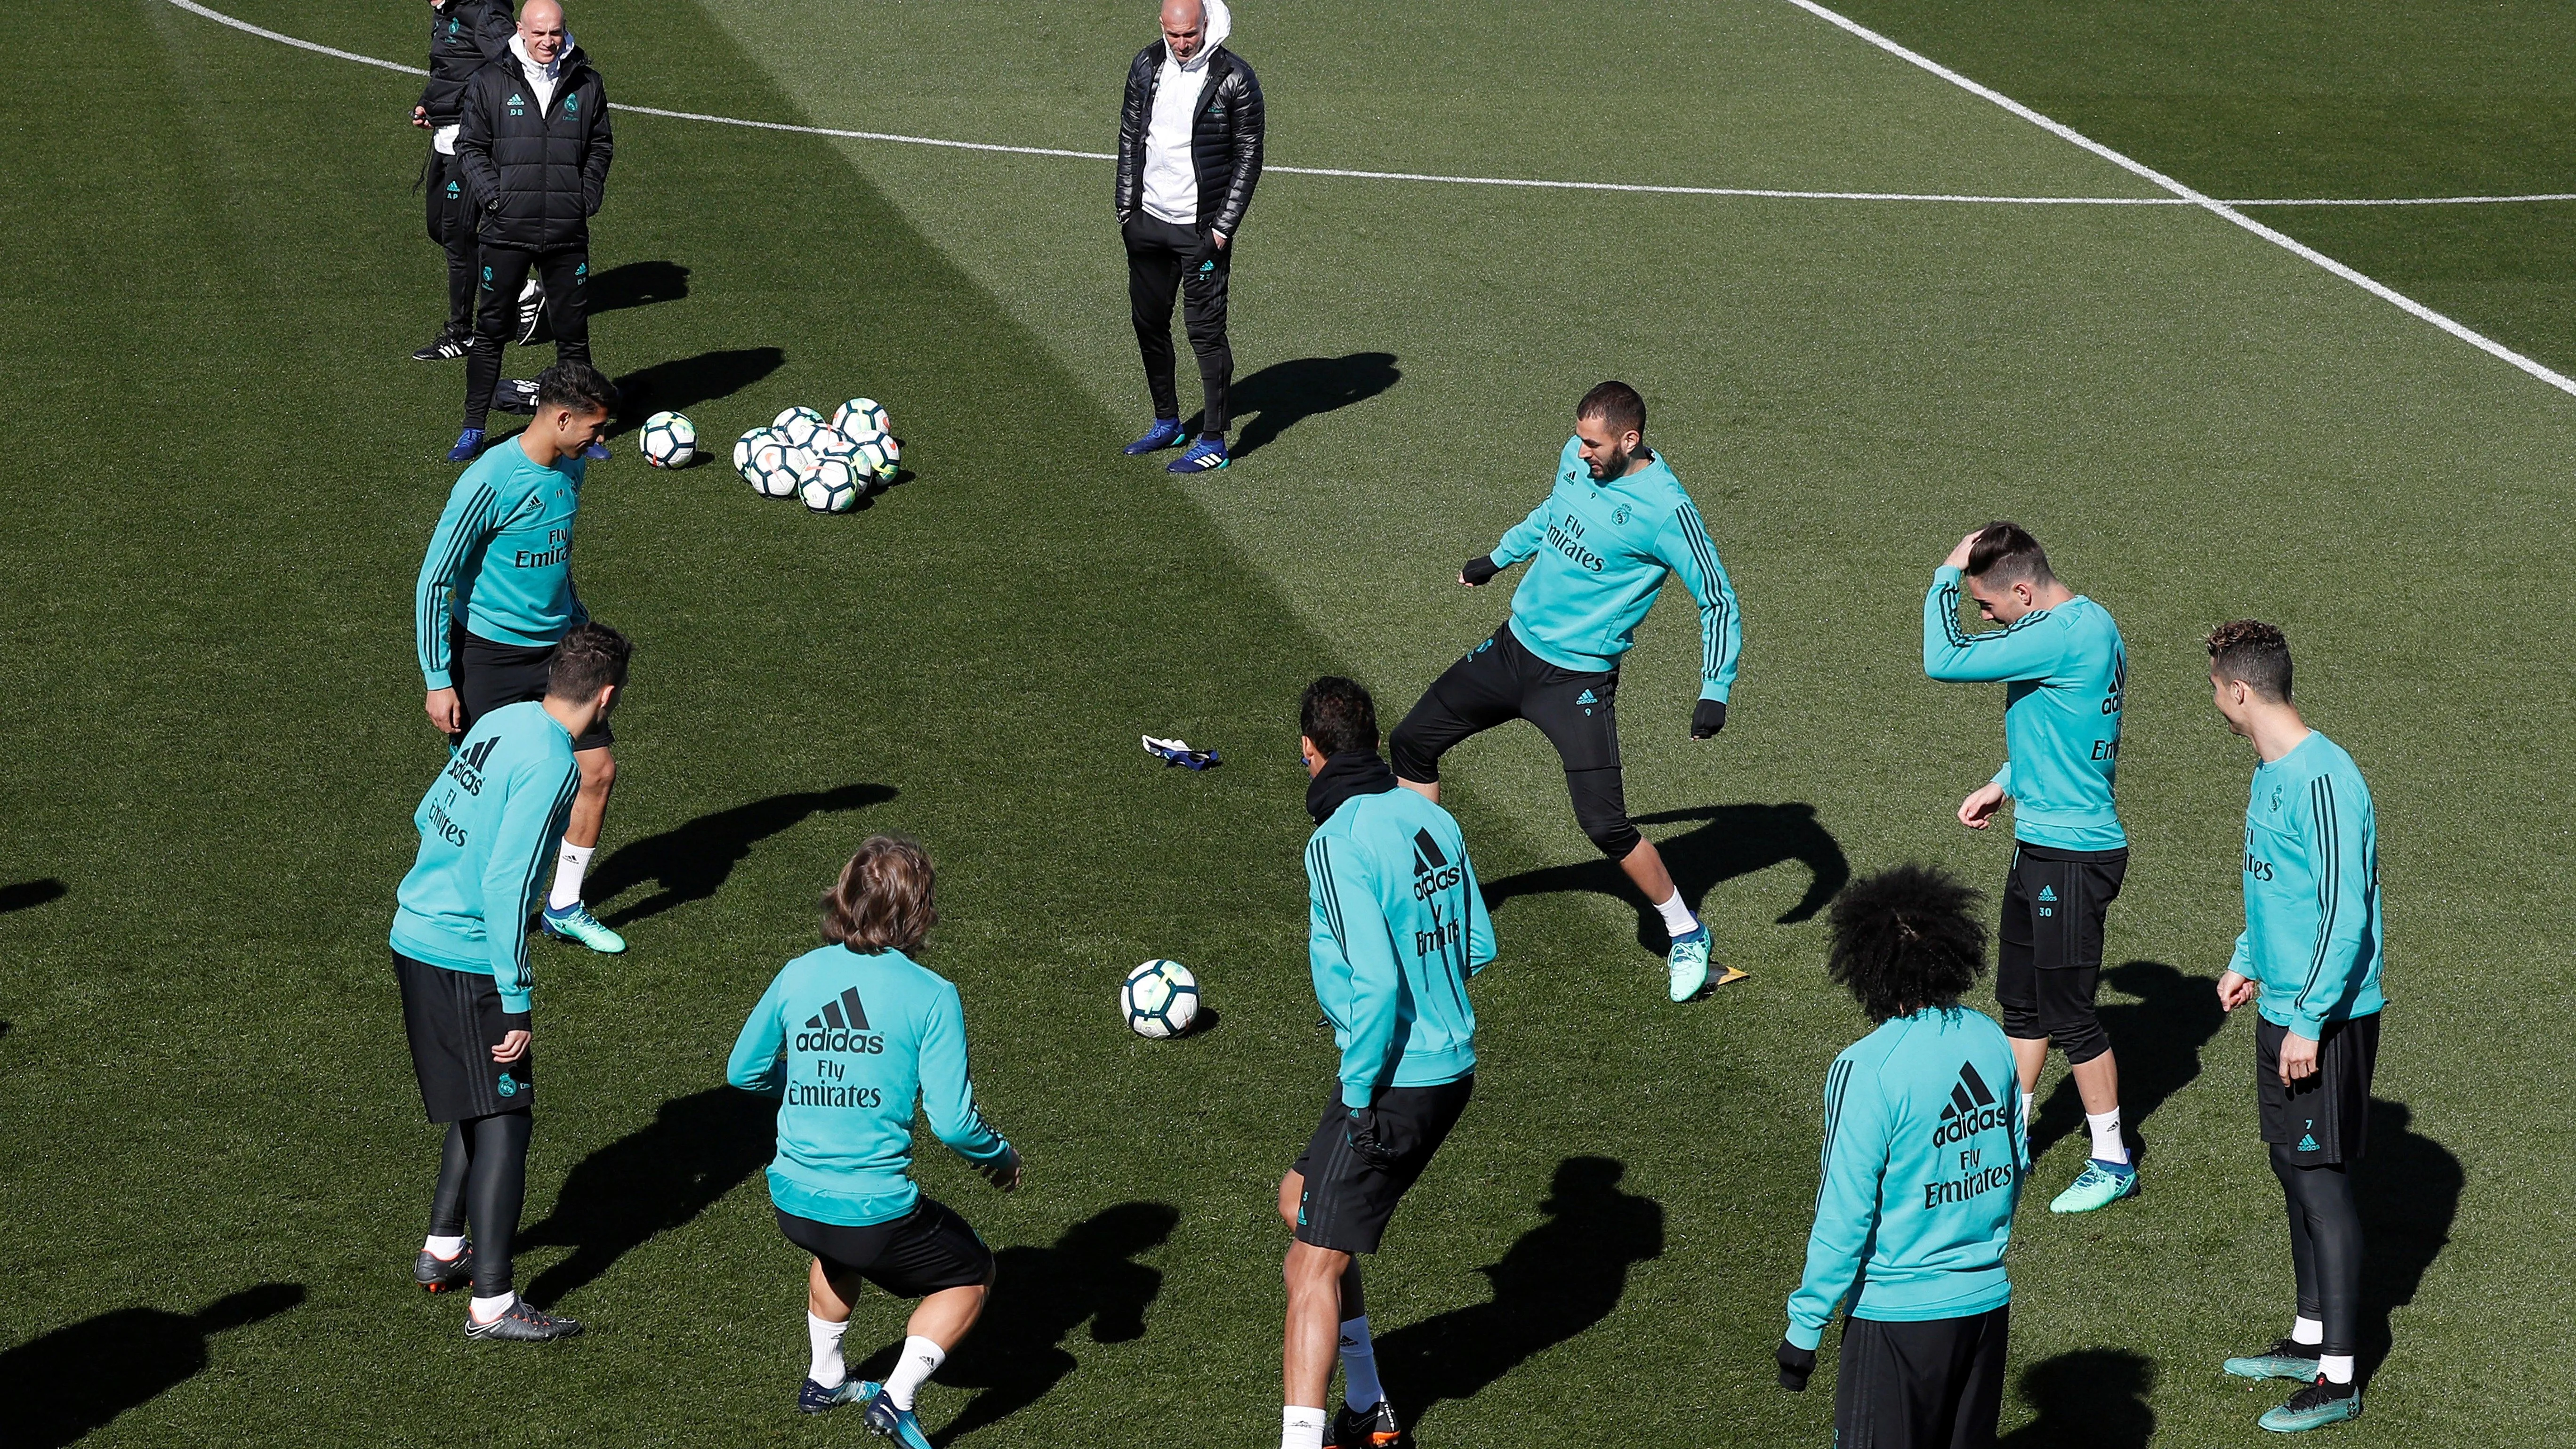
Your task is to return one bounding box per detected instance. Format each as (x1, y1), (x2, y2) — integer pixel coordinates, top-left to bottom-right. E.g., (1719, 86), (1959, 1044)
(1460, 555), (1501, 586)
(1776, 1339), (1816, 1392)
(1691, 699), (1728, 738)
(1346, 1107), (1397, 1167)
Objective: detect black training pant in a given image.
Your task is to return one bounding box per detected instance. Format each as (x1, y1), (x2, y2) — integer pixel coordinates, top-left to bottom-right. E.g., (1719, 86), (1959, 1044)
(430, 1111), (533, 1298)
(424, 149), (479, 336)
(1390, 624), (1638, 858)
(1835, 1307), (2009, 1449)
(1123, 213), (1232, 438)
(2272, 1147), (2362, 1357)
(466, 244), (589, 429)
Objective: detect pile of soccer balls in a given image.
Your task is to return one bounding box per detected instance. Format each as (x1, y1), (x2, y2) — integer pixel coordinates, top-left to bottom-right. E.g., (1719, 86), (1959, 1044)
(733, 399), (903, 515)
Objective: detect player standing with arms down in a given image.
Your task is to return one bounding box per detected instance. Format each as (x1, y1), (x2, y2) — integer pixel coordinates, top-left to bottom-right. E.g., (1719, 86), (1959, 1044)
(415, 361), (628, 955)
(727, 837), (1021, 1448)
(1921, 523), (2137, 1215)
(2206, 622), (2383, 1433)
(1389, 381), (1742, 1003)
(390, 621), (628, 1342)
(1776, 865), (2023, 1449)
(1281, 677), (1494, 1449)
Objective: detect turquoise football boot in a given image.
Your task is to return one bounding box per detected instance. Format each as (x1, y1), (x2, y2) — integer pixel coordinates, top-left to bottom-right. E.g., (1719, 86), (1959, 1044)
(541, 901), (627, 955)
(859, 1383), (937, 1449)
(2047, 1159), (2139, 1214)
(2224, 1339), (2324, 1382)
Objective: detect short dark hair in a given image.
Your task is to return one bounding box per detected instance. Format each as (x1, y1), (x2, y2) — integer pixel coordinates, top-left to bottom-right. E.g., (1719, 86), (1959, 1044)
(544, 621), (631, 700)
(1826, 865), (1988, 1024)
(534, 360), (617, 416)
(821, 835), (938, 954)
(1964, 521), (2053, 587)
(2208, 619), (2293, 702)
(1577, 380), (1646, 438)
(1300, 676), (1378, 756)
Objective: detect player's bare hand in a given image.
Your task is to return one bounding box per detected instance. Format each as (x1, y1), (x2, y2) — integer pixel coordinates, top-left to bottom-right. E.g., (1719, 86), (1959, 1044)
(1943, 530), (1981, 571)
(1956, 781), (2007, 830)
(2278, 1030), (2320, 1085)
(2216, 971), (2258, 1013)
(978, 1147), (1022, 1192)
(412, 105), (432, 128)
(426, 687), (463, 734)
(491, 1030), (531, 1063)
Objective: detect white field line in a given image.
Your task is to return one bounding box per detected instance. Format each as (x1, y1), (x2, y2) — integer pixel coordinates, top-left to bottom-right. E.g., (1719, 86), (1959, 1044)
(164, 0), (2576, 217)
(1781, 0), (2576, 398)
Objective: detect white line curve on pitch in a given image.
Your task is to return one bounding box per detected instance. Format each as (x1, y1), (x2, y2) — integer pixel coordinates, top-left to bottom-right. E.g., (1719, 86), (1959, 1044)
(159, 0), (2576, 215)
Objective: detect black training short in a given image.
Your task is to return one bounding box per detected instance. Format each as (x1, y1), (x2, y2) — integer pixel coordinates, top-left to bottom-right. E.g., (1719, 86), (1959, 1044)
(452, 628), (612, 751)
(1834, 1306), (2010, 1449)
(777, 1198), (993, 1297)
(394, 950), (531, 1122)
(1388, 624), (1636, 857)
(1993, 843), (2126, 1063)
(1290, 1076), (1474, 1255)
(2258, 1013), (2379, 1166)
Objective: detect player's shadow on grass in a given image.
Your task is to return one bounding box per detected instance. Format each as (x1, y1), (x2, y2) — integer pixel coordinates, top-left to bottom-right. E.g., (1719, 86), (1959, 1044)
(1999, 1347), (2154, 1448)
(0, 878), (66, 914)
(588, 782), (896, 927)
(608, 346), (788, 439)
(2356, 1098), (2460, 1383)
(853, 1202), (1176, 1443)
(588, 260), (689, 316)
(1480, 803), (1849, 950)
(519, 1086), (777, 1307)
(2029, 960), (2225, 1164)
(0, 1282), (304, 1447)
(1373, 1157), (1662, 1433)
(1216, 352), (1400, 458)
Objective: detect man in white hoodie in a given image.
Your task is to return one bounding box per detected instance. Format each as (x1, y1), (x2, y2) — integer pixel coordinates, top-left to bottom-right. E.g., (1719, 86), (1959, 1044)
(1112, 0), (1265, 475)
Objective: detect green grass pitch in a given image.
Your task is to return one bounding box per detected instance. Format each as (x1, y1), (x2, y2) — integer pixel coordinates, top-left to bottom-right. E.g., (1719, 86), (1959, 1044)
(4, 0), (2574, 1443)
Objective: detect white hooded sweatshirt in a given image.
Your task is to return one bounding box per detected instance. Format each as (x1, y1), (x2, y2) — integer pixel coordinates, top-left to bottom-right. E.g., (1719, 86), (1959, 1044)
(1139, 0), (1232, 229)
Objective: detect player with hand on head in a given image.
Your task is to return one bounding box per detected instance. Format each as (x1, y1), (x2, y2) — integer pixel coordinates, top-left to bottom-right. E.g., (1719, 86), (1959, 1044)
(2206, 621), (2383, 1433)
(1390, 380), (1743, 1003)
(1921, 523), (2136, 1214)
(390, 620), (628, 1342)
(415, 361), (628, 955)
(1778, 865), (2022, 1449)
(727, 836), (1020, 1448)
(1280, 676), (1493, 1449)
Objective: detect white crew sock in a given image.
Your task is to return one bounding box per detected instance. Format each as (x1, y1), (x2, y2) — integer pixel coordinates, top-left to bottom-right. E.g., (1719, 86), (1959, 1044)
(2291, 1316), (2324, 1345)
(806, 1312), (848, 1387)
(2085, 1108), (2128, 1165)
(1338, 1315), (1383, 1411)
(423, 1234), (466, 1258)
(1281, 1406), (1329, 1449)
(886, 1335), (944, 1411)
(1653, 890), (1699, 939)
(548, 842), (595, 911)
(469, 1290), (516, 1322)
(2318, 1353), (2354, 1385)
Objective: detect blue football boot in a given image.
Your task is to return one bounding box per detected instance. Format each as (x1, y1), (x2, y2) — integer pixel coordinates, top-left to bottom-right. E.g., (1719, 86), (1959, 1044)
(1122, 417), (1183, 455)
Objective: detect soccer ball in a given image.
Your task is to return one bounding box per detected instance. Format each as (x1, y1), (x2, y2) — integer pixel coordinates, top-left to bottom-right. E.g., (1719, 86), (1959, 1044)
(1120, 959), (1200, 1038)
(773, 406), (827, 448)
(640, 411), (698, 468)
(831, 397), (890, 438)
(854, 433), (896, 483)
(870, 432), (902, 482)
(809, 426), (863, 464)
(801, 457), (862, 513)
(749, 438), (807, 499)
(733, 427), (776, 483)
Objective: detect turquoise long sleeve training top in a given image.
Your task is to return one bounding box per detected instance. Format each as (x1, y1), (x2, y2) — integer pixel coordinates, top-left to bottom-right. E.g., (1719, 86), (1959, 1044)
(1922, 566), (2126, 851)
(388, 700), (580, 1014)
(2229, 731), (2385, 1037)
(415, 436), (590, 690)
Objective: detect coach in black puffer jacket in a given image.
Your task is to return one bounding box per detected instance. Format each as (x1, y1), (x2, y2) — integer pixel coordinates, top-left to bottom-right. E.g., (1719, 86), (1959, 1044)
(411, 0), (514, 360)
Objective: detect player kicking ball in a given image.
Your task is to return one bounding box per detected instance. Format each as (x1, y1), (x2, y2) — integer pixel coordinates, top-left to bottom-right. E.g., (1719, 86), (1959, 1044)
(1390, 381), (1743, 1003)
(390, 621), (628, 1342)
(2206, 622), (2383, 1433)
(1777, 864), (2022, 1449)
(1921, 523), (2137, 1214)
(727, 836), (1022, 1448)
(1280, 677), (1494, 1449)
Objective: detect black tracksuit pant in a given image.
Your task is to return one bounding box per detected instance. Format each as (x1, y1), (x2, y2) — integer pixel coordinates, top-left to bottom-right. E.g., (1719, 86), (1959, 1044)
(465, 244), (589, 430)
(424, 148), (480, 336)
(1124, 213), (1232, 438)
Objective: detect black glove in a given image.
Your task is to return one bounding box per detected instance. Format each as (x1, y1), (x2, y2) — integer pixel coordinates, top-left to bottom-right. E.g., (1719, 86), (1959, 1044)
(1691, 699), (1728, 738)
(1346, 1107), (1397, 1167)
(1461, 555), (1500, 586)
(1776, 1339), (1815, 1392)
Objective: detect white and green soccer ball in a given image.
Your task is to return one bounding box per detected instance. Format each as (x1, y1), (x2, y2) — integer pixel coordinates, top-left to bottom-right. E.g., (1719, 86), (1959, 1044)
(772, 406), (827, 449)
(749, 438), (805, 499)
(809, 427), (863, 464)
(854, 433), (897, 483)
(1120, 959), (1199, 1038)
(641, 411), (698, 469)
(801, 457), (862, 514)
(733, 426), (776, 483)
(831, 397), (890, 438)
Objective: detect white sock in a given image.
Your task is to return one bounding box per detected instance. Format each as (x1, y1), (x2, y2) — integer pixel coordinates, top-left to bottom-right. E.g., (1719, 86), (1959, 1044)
(2085, 1108), (2128, 1165)
(548, 842), (594, 911)
(886, 1334), (944, 1411)
(1653, 890), (1698, 938)
(2291, 1316), (2324, 1345)
(2318, 1353), (2354, 1385)
(422, 1234), (466, 1258)
(1338, 1315), (1383, 1411)
(806, 1312), (848, 1387)
(1281, 1406), (1329, 1449)
(469, 1290), (515, 1321)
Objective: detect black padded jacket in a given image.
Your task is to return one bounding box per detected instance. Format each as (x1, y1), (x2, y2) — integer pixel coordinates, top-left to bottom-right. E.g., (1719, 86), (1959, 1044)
(418, 0), (514, 127)
(1114, 43), (1264, 239)
(454, 45), (613, 252)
